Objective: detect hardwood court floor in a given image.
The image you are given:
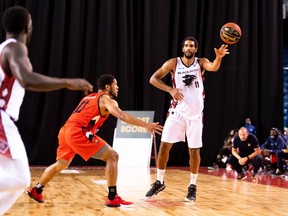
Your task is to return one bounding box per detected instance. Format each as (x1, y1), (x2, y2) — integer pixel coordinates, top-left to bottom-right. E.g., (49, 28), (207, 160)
(5, 166), (288, 216)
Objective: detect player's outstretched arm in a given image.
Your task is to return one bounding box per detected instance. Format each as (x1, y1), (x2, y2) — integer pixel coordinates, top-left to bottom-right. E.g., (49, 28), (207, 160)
(103, 96), (163, 135)
(6, 42), (93, 94)
(201, 44), (230, 72)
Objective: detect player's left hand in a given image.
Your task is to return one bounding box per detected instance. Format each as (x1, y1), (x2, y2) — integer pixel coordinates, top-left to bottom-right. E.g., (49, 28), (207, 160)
(147, 122), (163, 135)
(214, 44), (229, 57)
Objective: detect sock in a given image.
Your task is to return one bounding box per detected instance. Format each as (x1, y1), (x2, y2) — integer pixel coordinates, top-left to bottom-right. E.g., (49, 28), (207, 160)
(189, 173), (198, 185)
(35, 183), (44, 194)
(108, 186), (117, 200)
(157, 169), (166, 184)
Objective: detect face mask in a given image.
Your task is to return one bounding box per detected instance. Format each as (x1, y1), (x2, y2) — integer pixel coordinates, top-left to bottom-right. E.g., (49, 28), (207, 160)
(270, 135), (275, 139)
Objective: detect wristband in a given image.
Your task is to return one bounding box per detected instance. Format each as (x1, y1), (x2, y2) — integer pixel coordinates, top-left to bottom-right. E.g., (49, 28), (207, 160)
(247, 156), (250, 160)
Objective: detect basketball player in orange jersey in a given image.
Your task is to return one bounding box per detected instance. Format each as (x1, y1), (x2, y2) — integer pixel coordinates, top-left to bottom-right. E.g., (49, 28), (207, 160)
(145, 37), (229, 202)
(27, 74), (163, 207)
(0, 6), (93, 215)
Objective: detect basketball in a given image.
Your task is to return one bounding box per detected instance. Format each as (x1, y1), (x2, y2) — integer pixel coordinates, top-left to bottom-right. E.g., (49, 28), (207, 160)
(220, 22), (242, 45)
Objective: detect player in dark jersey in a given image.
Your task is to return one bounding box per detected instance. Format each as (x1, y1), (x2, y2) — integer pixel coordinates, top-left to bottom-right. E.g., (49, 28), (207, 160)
(227, 127), (262, 181)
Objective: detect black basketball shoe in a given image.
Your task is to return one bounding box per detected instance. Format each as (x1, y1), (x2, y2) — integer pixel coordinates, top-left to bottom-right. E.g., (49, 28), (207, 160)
(145, 180), (166, 197)
(185, 184), (197, 202)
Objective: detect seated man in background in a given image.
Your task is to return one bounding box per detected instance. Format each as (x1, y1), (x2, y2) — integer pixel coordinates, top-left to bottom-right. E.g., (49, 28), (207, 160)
(261, 127), (286, 174)
(227, 127), (262, 181)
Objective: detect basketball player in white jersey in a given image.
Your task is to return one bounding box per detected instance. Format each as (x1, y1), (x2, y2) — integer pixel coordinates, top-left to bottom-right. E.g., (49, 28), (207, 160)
(145, 36), (229, 201)
(0, 6), (92, 215)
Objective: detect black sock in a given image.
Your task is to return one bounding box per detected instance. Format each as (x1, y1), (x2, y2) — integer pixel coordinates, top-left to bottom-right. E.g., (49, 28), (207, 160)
(35, 183), (44, 194)
(108, 186), (117, 200)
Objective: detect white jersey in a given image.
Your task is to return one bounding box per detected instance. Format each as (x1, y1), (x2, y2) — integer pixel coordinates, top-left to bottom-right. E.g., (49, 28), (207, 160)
(0, 41), (30, 216)
(170, 57), (204, 120)
(0, 39), (25, 121)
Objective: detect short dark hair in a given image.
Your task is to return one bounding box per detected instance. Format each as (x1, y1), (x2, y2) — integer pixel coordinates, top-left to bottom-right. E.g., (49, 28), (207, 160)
(182, 36), (198, 49)
(97, 74), (116, 90)
(2, 6), (30, 34)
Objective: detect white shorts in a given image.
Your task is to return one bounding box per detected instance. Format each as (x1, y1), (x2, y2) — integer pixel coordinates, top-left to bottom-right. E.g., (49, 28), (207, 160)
(0, 111), (31, 215)
(161, 111), (203, 148)
(0, 110), (26, 159)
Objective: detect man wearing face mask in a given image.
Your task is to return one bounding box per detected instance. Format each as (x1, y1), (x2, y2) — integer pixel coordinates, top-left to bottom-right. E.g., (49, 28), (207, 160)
(261, 128), (286, 175)
(243, 117), (256, 135)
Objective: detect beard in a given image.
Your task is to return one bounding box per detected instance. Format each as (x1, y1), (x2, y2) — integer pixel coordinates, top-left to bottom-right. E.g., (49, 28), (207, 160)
(184, 52), (194, 59)
(109, 91), (118, 99)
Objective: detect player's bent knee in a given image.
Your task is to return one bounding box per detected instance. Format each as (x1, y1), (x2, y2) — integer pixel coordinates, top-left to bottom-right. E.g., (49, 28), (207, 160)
(111, 150), (119, 162)
(105, 149), (119, 163)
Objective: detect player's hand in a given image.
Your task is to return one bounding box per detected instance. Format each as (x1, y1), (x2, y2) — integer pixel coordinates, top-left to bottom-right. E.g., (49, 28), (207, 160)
(214, 44), (229, 57)
(146, 122), (163, 135)
(170, 88), (183, 101)
(66, 78), (93, 95)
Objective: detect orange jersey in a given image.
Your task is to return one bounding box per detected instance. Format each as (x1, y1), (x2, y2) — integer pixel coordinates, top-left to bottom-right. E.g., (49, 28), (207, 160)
(57, 92), (110, 161)
(66, 92), (109, 133)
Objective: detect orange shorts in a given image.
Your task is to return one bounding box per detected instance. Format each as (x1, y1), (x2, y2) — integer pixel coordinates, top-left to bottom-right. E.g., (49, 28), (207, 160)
(57, 124), (106, 161)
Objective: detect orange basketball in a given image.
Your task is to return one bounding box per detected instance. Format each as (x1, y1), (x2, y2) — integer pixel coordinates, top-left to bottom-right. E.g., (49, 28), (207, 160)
(220, 22), (242, 45)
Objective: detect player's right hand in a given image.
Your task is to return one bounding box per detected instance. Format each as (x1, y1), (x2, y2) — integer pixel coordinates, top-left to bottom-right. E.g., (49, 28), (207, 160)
(170, 88), (183, 101)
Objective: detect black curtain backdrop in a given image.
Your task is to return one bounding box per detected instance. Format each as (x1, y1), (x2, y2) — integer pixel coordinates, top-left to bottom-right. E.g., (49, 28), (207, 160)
(0, 0), (284, 166)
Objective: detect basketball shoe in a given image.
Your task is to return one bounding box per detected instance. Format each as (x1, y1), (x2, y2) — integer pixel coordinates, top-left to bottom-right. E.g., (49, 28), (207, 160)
(26, 187), (44, 203)
(104, 195), (133, 207)
(145, 180), (166, 197)
(185, 184), (197, 202)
